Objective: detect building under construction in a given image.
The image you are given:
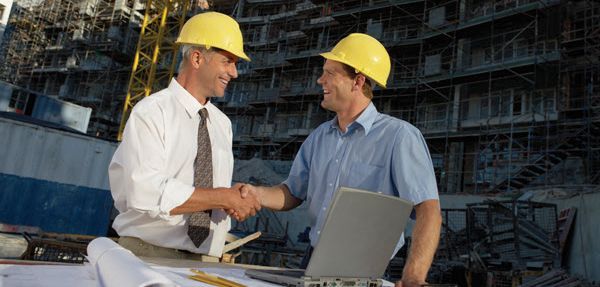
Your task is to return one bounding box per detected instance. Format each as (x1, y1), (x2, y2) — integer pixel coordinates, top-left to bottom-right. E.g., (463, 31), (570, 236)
(1, 0), (597, 193)
(220, 0), (600, 195)
(0, 0), (599, 285)
(0, 0), (143, 138)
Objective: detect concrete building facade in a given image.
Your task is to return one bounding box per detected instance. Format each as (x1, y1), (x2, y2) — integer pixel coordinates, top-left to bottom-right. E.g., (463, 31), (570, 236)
(0, 0), (14, 46)
(217, 0), (600, 195)
(0, 0), (143, 138)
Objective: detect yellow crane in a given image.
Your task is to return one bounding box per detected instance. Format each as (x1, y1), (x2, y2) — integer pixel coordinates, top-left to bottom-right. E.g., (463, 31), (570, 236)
(117, 0), (191, 140)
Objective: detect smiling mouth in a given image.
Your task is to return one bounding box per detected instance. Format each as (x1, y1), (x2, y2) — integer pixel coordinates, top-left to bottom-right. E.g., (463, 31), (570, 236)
(219, 79), (229, 87)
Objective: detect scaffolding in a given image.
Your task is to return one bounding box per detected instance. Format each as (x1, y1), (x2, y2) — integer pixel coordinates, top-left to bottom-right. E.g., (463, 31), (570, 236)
(1, 0), (598, 191)
(221, 0), (600, 194)
(117, 0), (191, 140)
(0, 0), (142, 138)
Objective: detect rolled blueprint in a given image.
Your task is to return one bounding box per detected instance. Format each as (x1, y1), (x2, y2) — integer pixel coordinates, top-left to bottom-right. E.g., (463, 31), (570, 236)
(87, 237), (176, 287)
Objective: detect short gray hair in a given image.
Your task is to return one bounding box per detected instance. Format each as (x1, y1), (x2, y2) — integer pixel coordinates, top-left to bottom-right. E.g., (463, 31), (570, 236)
(177, 45), (214, 73)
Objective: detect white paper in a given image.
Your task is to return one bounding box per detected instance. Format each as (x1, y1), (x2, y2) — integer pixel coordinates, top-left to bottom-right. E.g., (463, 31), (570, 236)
(0, 264), (96, 287)
(87, 237), (176, 287)
(152, 266), (283, 287)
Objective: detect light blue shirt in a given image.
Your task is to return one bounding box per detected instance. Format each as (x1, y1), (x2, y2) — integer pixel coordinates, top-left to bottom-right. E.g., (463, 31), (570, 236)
(283, 102), (439, 252)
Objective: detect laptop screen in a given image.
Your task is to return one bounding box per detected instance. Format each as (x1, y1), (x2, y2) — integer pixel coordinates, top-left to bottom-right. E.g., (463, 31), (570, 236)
(305, 187), (413, 279)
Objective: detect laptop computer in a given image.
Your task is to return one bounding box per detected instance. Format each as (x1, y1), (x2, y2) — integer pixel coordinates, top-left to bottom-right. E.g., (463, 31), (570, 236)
(245, 186), (414, 287)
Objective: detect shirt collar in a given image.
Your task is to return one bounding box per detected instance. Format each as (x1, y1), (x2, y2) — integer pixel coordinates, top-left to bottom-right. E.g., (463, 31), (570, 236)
(169, 78), (212, 120)
(329, 102), (378, 136)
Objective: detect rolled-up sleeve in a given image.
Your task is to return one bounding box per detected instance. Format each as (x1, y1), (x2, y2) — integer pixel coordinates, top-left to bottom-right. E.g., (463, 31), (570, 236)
(109, 105), (194, 220)
(391, 126), (439, 205)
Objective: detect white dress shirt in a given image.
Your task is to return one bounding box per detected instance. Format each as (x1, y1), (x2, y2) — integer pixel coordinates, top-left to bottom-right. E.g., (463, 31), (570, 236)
(109, 78), (233, 257)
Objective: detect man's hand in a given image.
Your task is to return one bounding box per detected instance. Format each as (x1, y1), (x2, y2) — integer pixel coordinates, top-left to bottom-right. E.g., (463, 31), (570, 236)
(395, 278), (426, 287)
(224, 183), (261, 221)
(398, 199), (441, 287)
(239, 183), (261, 200)
(242, 183), (302, 211)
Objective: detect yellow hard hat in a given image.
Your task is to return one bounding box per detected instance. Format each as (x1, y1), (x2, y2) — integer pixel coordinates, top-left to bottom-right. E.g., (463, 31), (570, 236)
(320, 33), (390, 88)
(176, 12), (250, 61)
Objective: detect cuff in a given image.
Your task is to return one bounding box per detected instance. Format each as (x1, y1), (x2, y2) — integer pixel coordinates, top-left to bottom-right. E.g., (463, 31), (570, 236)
(158, 178), (195, 219)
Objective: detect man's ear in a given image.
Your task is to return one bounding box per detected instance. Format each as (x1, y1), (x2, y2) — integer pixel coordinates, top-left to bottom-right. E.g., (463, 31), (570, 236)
(352, 74), (366, 92)
(191, 49), (205, 68)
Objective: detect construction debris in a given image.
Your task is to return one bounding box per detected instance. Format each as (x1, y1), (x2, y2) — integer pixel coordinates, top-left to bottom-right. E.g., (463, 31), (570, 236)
(519, 269), (582, 287)
(20, 232), (96, 264)
(466, 201), (560, 270)
(557, 207), (577, 263)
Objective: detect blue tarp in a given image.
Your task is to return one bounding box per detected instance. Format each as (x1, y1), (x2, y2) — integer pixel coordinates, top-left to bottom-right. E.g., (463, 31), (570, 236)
(0, 173), (113, 236)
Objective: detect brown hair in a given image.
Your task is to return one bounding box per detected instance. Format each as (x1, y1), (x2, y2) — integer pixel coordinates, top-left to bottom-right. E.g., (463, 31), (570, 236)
(341, 63), (374, 99)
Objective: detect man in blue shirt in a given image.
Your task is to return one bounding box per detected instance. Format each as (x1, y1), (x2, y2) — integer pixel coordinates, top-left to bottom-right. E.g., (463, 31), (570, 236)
(240, 33), (441, 287)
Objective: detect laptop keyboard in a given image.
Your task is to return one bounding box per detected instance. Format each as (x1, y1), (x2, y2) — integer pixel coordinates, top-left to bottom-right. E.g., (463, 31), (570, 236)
(256, 269), (306, 278)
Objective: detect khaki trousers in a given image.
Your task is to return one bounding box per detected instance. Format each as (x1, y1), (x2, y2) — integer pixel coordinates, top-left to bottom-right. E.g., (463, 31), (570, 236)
(118, 236), (219, 262)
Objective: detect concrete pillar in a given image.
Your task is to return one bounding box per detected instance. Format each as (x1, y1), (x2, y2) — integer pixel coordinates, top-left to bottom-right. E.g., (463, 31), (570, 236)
(270, 70), (276, 89)
(456, 38), (467, 71)
(446, 142), (464, 193)
(451, 84), (461, 132)
(0, 82), (13, 111)
(384, 98), (392, 114)
(459, 0), (467, 21)
(304, 103), (314, 129)
(310, 66), (319, 89)
(265, 107), (272, 127)
(260, 25), (267, 43)
(317, 31), (324, 49)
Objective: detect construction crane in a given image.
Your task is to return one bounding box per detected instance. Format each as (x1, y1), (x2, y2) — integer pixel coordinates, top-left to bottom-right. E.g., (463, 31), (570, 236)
(117, 0), (192, 140)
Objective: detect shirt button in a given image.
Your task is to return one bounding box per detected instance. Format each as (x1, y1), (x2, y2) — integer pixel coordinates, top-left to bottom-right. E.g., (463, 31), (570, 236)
(335, 159), (339, 163)
(322, 207), (326, 211)
(317, 230), (321, 235)
(329, 183), (333, 187)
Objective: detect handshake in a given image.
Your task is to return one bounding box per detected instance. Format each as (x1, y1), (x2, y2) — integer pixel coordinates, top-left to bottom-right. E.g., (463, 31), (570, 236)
(221, 183), (261, 221)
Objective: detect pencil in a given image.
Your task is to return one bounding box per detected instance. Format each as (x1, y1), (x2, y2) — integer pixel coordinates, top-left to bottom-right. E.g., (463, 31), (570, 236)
(188, 274), (233, 287)
(189, 269), (246, 287)
(188, 275), (225, 287)
(188, 273), (244, 287)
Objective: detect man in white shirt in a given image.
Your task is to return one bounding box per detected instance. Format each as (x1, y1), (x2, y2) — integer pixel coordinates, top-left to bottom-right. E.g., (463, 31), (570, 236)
(109, 12), (260, 260)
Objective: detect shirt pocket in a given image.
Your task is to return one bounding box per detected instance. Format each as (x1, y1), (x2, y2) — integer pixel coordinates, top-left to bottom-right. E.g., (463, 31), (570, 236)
(343, 161), (383, 192)
(213, 148), (233, 186)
